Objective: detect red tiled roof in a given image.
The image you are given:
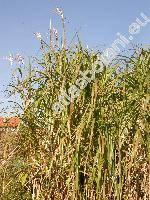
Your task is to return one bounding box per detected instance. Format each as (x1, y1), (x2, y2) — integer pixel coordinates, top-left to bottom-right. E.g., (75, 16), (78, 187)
(0, 117), (20, 127)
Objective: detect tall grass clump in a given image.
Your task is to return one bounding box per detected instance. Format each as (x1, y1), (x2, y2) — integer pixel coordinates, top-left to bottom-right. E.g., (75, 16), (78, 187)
(0, 13), (150, 199)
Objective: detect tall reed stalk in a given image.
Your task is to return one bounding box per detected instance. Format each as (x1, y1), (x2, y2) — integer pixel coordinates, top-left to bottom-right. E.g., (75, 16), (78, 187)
(0, 15), (149, 199)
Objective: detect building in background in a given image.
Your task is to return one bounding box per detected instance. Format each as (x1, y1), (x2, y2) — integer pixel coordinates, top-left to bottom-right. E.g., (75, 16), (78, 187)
(0, 117), (20, 160)
(0, 117), (20, 132)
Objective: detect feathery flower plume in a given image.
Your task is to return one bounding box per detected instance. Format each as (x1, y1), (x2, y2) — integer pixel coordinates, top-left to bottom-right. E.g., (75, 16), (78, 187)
(15, 53), (25, 65)
(34, 32), (42, 40)
(53, 28), (58, 39)
(5, 54), (14, 66)
(55, 7), (64, 19)
(3, 53), (24, 66)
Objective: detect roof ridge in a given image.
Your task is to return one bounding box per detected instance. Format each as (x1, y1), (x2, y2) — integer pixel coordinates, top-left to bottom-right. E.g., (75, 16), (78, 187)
(0, 117), (20, 127)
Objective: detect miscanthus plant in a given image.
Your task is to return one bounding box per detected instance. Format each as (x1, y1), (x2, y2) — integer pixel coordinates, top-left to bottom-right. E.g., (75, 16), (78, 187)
(0, 15), (150, 200)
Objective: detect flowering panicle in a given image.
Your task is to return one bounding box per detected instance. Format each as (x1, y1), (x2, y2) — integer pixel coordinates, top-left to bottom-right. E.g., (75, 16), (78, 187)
(5, 54), (14, 66)
(3, 53), (24, 66)
(55, 7), (64, 19)
(53, 28), (58, 39)
(34, 32), (42, 40)
(15, 53), (25, 65)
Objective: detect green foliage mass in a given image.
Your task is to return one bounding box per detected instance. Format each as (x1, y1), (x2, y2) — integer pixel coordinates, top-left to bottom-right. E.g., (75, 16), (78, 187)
(0, 40), (150, 199)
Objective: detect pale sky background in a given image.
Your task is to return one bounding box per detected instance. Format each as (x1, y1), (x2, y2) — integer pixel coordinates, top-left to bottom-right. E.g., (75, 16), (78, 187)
(0, 0), (150, 113)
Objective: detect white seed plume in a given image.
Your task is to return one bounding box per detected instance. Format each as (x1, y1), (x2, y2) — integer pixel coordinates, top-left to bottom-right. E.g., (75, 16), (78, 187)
(34, 32), (42, 40)
(56, 7), (64, 18)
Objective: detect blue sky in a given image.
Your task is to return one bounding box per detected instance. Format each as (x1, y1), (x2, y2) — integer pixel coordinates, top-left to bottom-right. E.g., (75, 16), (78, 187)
(0, 0), (150, 112)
